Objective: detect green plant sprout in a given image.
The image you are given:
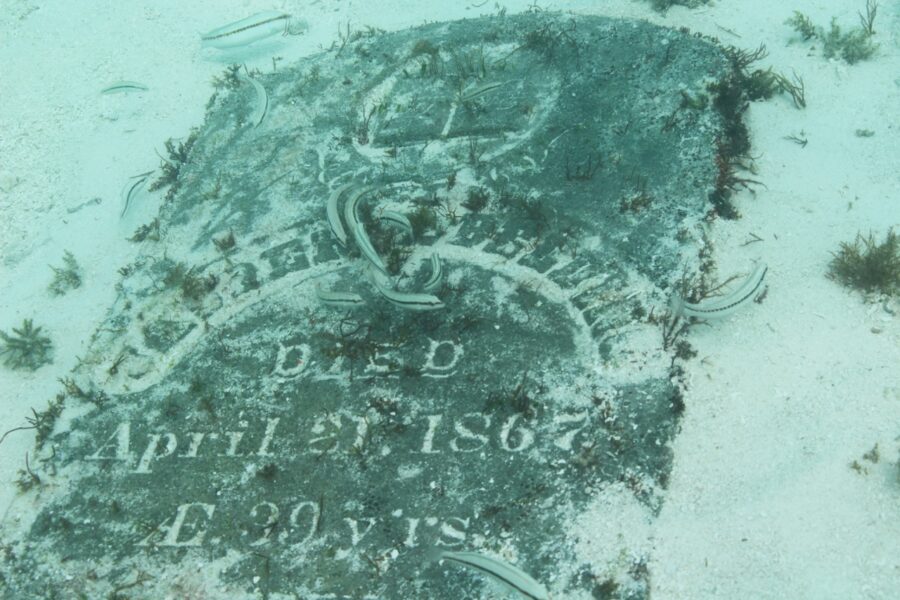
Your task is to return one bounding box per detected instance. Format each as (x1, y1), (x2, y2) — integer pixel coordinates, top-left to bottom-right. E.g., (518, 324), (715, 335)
(828, 229), (899, 295)
(0, 319), (53, 371)
(48, 250), (82, 296)
(786, 3), (878, 64)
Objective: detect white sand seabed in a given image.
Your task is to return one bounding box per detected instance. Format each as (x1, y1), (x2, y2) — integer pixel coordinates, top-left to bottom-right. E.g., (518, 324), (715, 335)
(0, 0), (898, 597)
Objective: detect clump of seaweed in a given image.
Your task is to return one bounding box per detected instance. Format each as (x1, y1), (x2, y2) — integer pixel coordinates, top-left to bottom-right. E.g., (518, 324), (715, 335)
(483, 370), (544, 419)
(314, 316), (385, 381)
(723, 45), (806, 109)
(408, 203), (439, 238)
(704, 41), (809, 217)
(827, 229), (899, 295)
(520, 20), (576, 58)
(27, 394), (65, 448)
(212, 231), (236, 253)
(462, 187), (490, 212)
(786, 3), (878, 64)
(785, 12), (817, 41)
(149, 129), (199, 202)
(643, 0), (710, 12)
(619, 180), (653, 214)
(206, 64), (244, 111)
(48, 250), (82, 296)
(129, 218), (161, 242)
(697, 42), (791, 219)
(14, 453), (42, 493)
(705, 85), (750, 218)
(821, 18), (877, 64)
(0, 319), (53, 371)
(210, 64), (242, 91)
(163, 262), (219, 302)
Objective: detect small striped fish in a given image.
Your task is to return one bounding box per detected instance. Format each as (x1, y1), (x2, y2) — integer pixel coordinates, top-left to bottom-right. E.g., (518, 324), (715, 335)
(201, 11), (292, 49)
(343, 185), (374, 235)
(315, 284), (365, 308)
(326, 183), (355, 247)
(378, 210), (414, 238)
(120, 170), (155, 217)
(101, 81), (149, 94)
(369, 270), (444, 311)
(354, 222), (389, 275)
(672, 263), (767, 319)
(438, 550), (550, 599)
(460, 80), (507, 103)
(422, 253), (442, 293)
(240, 72), (268, 127)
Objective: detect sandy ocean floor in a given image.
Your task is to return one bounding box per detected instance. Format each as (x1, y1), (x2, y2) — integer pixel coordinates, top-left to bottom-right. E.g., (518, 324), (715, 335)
(1, 0), (898, 598)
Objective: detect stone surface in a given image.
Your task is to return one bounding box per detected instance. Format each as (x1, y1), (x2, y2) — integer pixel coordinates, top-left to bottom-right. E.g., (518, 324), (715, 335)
(2, 12), (738, 598)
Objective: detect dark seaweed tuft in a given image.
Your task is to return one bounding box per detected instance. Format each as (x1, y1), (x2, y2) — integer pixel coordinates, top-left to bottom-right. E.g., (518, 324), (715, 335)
(0, 319), (53, 372)
(828, 229), (899, 295)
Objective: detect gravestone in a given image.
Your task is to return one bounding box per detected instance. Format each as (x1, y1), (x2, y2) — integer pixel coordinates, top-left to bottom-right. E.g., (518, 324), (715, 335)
(2, 12), (742, 599)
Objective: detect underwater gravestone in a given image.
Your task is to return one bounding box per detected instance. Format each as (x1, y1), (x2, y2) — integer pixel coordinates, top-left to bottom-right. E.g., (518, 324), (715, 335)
(3, 12), (744, 598)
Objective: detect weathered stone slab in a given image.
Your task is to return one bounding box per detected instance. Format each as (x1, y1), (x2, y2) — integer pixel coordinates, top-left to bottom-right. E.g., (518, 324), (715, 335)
(2, 12), (740, 598)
